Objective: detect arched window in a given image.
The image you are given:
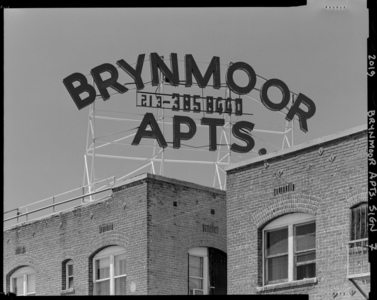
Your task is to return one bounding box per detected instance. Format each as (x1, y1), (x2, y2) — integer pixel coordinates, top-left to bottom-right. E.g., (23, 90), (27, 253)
(263, 213), (316, 286)
(10, 266), (36, 296)
(62, 260), (74, 290)
(350, 203), (367, 241)
(188, 248), (209, 295)
(188, 247), (227, 295)
(93, 246), (126, 295)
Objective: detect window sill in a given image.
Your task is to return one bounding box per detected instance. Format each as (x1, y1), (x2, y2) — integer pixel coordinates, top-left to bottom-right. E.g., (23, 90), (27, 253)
(256, 277), (318, 292)
(61, 288), (75, 295)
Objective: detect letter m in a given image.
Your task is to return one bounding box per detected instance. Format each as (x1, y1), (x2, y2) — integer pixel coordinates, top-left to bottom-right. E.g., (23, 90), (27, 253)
(185, 55), (220, 89)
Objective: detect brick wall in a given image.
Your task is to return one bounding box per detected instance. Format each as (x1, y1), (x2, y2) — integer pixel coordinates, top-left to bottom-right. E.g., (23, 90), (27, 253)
(3, 174), (226, 295)
(226, 127), (369, 299)
(146, 177), (226, 294)
(3, 177), (147, 295)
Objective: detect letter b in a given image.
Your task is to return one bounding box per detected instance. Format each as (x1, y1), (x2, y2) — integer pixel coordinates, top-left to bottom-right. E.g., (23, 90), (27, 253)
(63, 73), (97, 110)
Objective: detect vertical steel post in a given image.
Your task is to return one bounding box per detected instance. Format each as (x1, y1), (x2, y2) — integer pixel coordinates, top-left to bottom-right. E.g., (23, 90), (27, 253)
(346, 243), (349, 277)
(83, 108), (91, 189)
(90, 76), (96, 201)
(160, 56), (165, 176)
(214, 131), (222, 189)
(291, 93), (295, 147)
(226, 89), (233, 189)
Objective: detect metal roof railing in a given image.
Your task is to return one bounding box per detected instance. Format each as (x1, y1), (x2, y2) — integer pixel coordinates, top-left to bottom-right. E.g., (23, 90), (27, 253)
(3, 176), (116, 230)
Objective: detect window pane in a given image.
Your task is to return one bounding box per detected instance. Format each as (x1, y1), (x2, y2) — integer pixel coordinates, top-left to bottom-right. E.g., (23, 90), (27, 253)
(360, 205), (367, 239)
(95, 258), (110, 280)
(189, 277), (203, 290)
(27, 274), (35, 294)
(266, 228), (288, 256)
(68, 264), (73, 276)
(351, 205), (368, 241)
(296, 222), (315, 236)
(115, 276), (127, 295)
(296, 262), (315, 280)
(95, 280), (110, 295)
(115, 254), (127, 276)
(296, 252), (315, 264)
(12, 277), (23, 296)
(267, 255), (288, 282)
(68, 277), (74, 289)
(295, 223), (315, 251)
(189, 256), (203, 278)
(355, 207), (361, 239)
(351, 208), (356, 240)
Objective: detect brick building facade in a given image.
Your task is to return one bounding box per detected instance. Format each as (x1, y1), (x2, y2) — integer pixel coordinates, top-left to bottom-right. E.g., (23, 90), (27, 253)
(3, 125), (370, 297)
(3, 174), (227, 295)
(226, 125), (369, 299)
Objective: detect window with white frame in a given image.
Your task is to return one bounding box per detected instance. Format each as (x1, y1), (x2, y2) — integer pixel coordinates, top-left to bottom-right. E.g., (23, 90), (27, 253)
(93, 246), (127, 295)
(10, 266), (36, 296)
(263, 213), (316, 285)
(188, 248), (208, 295)
(350, 203), (367, 241)
(65, 260), (74, 290)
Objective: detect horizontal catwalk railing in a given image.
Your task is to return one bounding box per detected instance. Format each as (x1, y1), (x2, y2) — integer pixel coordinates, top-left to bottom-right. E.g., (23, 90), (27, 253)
(346, 238), (370, 278)
(3, 176), (116, 230)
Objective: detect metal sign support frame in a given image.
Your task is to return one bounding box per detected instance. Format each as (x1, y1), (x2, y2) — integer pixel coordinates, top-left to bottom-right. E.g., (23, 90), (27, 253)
(82, 62), (297, 196)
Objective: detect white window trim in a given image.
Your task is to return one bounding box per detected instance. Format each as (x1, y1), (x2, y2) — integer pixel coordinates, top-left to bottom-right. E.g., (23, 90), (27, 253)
(10, 266), (36, 296)
(262, 213), (315, 286)
(93, 246), (126, 295)
(188, 247), (209, 295)
(66, 260), (74, 290)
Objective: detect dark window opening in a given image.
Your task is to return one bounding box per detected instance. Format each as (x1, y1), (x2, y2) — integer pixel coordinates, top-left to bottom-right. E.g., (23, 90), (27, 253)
(350, 204), (367, 241)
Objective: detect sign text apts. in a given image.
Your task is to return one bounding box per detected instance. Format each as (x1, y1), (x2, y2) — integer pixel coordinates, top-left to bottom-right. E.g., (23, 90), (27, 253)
(63, 53), (316, 154)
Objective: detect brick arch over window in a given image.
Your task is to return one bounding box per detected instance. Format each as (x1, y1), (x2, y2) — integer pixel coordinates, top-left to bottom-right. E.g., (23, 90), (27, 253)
(59, 249), (76, 262)
(84, 231), (129, 256)
(186, 241), (226, 255)
(251, 193), (321, 229)
(346, 187), (367, 208)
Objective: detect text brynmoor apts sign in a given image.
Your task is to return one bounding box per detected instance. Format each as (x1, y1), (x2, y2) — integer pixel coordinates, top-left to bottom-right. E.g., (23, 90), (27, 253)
(63, 53), (316, 154)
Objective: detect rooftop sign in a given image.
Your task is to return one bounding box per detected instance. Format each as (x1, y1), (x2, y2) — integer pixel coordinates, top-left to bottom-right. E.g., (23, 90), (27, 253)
(63, 53), (316, 154)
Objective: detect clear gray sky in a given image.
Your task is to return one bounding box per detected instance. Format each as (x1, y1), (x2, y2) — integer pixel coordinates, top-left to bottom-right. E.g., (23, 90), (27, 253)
(4, 3), (368, 212)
